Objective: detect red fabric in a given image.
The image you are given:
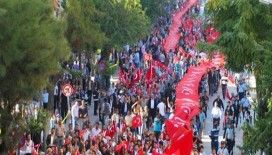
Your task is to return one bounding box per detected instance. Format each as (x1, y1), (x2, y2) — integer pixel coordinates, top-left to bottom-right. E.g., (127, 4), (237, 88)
(105, 124), (116, 138)
(153, 60), (172, 73)
(165, 117), (188, 140)
(119, 70), (127, 84)
(206, 26), (220, 44)
(115, 141), (128, 153)
(132, 114), (142, 129)
(228, 75), (235, 84)
(164, 148), (181, 155)
(163, 0), (198, 52)
(165, 130), (193, 155)
(131, 69), (142, 85)
(146, 62), (155, 82)
(138, 148), (144, 155)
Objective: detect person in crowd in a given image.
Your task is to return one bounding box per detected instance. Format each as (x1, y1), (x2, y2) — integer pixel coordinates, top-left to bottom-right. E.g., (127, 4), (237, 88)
(232, 95), (241, 128)
(225, 101), (234, 119)
(225, 123), (235, 155)
(157, 99), (166, 119)
(198, 145), (206, 155)
(20, 133), (34, 155)
(71, 101), (79, 130)
(240, 96), (251, 119)
(200, 91), (209, 117)
(93, 87), (99, 116)
(199, 108), (206, 139)
(46, 128), (57, 147)
(208, 69), (215, 96)
(79, 101), (88, 124)
(54, 84), (59, 111)
(211, 148), (217, 155)
(217, 141), (229, 155)
(221, 73), (228, 100)
(147, 94), (158, 122)
(211, 102), (222, 127)
(244, 110), (252, 125)
(55, 119), (65, 148)
(153, 113), (163, 141)
(213, 95), (224, 110)
(125, 110), (133, 128)
(91, 122), (102, 138)
(209, 125), (220, 152)
(20, 2), (237, 154)
(101, 97), (111, 126)
(237, 80), (246, 101)
(42, 89), (49, 109)
(60, 92), (68, 123)
(214, 68), (221, 93)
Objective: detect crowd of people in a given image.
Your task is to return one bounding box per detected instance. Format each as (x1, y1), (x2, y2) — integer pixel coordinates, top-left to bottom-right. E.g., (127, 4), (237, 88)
(208, 74), (253, 155)
(17, 0), (254, 154)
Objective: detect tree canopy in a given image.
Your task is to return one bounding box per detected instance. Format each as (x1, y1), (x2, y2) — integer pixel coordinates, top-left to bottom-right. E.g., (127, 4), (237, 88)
(141, 0), (172, 22)
(0, 0), (70, 102)
(206, 0), (272, 72)
(93, 0), (151, 49)
(205, 0), (272, 153)
(66, 0), (108, 52)
(0, 0), (70, 151)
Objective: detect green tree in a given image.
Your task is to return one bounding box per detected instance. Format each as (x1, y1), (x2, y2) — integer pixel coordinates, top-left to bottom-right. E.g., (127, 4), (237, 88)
(66, 0), (108, 52)
(93, 0), (151, 49)
(0, 0), (70, 152)
(206, 0), (272, 72)
(141, 0), (172, 22)
(205, 0), (272, 153)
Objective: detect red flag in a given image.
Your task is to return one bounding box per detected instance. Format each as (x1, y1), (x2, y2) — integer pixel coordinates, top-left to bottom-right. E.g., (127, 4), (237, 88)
(115, 143), (123, 153)
(132, 114), (142, 129)
(153, 60), (172, 73)
(166, 130), (193, 155)
(146, 62), (154, 82)
(105, 124), (116, 138)
(115, 141), (128, 153)
(119, 69), (127, 83)
(131, 69), (142, 85)
(165, 117), (188, 140)
(180, 130), (193, 155)
(138, 147), (144, 155)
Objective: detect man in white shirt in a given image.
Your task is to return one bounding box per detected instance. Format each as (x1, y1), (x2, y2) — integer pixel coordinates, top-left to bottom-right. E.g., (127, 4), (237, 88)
(71, 101), (79, 130)
(157, 100), (166, 118)
(91, 122), (101, 138)
(211, 102), (222, 127)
